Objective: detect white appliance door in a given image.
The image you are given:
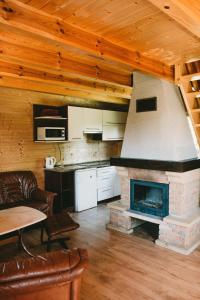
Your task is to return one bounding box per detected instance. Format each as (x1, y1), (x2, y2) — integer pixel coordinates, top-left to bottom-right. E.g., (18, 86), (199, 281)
(75, 168), (97, 212)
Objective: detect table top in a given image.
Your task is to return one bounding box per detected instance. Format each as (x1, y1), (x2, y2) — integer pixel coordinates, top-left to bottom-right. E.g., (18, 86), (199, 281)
(0, 206), (47, 235)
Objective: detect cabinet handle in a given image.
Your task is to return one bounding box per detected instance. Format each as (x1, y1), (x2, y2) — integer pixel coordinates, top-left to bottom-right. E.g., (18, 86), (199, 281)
(104, 138), (123, 140)
(105, 122), (124, 125)
(72, 137), (81, 140)
(102, 189), (111, 192)
(86, 128), (100, 130)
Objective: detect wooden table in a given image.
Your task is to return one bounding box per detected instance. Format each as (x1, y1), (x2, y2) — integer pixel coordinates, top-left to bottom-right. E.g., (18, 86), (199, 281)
(0, 206), (46, 257)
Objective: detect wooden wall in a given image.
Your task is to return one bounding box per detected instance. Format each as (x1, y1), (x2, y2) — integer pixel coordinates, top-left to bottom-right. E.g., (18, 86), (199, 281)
(0, 87), (124, 187)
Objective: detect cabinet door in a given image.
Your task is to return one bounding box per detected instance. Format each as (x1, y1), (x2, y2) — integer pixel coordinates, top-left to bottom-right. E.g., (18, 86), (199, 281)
(68, 106), (83, 141)
(103, 110), (127, 125)
(98, 187), (113, 201)
(102, 125), (125, 141)
(75, 169), (97, 211)
(83, 108), (102, 133)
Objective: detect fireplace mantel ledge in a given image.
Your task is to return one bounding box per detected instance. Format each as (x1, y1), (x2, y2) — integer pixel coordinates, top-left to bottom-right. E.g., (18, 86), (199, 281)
(111, 157), (200, 172)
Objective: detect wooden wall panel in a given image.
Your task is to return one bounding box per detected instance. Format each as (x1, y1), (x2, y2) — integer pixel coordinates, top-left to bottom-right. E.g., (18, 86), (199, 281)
(0, 87), (124, 187)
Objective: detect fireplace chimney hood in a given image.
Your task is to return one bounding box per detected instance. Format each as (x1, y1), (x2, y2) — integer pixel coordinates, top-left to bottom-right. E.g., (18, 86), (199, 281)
(121, 72), (198, 161)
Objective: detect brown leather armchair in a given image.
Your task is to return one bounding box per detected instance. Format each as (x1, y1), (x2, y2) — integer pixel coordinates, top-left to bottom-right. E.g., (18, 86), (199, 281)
(0, 171), (56, 217)
(0, 248), (88, 300)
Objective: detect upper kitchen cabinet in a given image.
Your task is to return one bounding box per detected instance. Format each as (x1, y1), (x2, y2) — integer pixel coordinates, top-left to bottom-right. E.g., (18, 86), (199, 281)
(103, 110), (127, 126)
(68, 106), (84, 141)
(102, 124), (126, 141)
(83, 108), (103, 134)
(102, 110), (127, 141)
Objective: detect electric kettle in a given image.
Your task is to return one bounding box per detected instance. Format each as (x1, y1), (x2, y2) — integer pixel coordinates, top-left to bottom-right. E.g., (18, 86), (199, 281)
(45, 156), (56, 169)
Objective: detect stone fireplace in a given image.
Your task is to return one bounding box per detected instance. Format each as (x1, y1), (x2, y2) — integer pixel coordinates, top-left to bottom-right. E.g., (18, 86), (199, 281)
(107, 160), (200, 255)
(106, 71), (200, 255)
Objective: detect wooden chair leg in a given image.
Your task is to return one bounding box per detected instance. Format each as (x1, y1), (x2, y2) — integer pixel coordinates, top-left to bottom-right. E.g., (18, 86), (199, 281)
(60, 239), (69, 249)
(47, 236), (51, 252)
(41, 226), (44, 244)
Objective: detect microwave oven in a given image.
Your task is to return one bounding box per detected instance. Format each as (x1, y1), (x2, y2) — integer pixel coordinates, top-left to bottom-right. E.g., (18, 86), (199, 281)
(37, 127), (66, 141)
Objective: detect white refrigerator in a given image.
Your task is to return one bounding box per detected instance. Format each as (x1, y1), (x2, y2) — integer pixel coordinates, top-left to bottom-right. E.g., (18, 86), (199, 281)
(75, 168), (97, 212)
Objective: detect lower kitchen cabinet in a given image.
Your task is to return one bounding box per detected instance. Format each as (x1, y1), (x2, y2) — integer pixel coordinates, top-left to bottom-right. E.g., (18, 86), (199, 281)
(45, 170), (75, 213)
(97, 166), (121, 202)
(75, 168), (97, 211)
(45, 165), (121, 213)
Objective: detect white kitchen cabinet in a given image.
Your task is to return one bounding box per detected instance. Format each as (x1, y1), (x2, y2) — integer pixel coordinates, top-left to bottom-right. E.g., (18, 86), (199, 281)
(75, 168), (97, 211)
(83, 108), (103, 133)
(97, 166), (121, 202)
(102, 110), (127, 141)
(103, 110), (127, 125)
(102, 124), (125, 141)
(68, 106), (83, 141)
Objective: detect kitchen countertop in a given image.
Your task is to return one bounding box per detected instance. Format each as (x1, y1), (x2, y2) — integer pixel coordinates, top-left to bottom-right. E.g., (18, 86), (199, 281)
(45, 160), (110, 173)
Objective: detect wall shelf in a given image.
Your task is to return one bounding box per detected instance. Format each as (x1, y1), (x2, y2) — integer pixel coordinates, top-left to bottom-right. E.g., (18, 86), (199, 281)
(33, 104), (68, 141)
(35, 116), (67, 120)
(34, 140), (67, 143)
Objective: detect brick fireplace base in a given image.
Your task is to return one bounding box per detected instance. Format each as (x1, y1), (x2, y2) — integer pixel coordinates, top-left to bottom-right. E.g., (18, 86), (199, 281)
(107, 166), (200, 255)
(106, 201), (144, 234)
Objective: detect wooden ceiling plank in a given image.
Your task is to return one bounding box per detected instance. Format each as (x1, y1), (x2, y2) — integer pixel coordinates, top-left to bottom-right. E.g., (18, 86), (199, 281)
(0, 74), (129, 104)
(16, 0), (200, 65)
(0, 0), (174, 81)
(148, 0), (200, 38)
(23, 0), (49, 9)
(0, 60), (132, 99)
(55, 0), (95, 20)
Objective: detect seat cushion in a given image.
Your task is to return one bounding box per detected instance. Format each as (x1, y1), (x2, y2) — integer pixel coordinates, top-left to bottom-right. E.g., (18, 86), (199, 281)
(45, 212), (79, 237)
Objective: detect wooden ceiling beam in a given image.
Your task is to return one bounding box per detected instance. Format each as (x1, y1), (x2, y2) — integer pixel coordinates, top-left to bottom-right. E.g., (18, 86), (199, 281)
(0, 24), (134, 76)
(0, 0), (174, 81)
(0, 73), (129, 104)
(0, 60), (132, 99)
(148, 0), (200, 38)
(0, 40), (131, 86)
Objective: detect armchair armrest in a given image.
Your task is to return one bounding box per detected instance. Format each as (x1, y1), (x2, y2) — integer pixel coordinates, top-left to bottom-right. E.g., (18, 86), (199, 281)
(0, 248), (88, 298)
(31, 188), (57, 216)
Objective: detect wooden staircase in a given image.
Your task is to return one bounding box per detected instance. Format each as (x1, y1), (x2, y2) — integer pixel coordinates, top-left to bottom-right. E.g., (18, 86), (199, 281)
(175, 60), (200, 146)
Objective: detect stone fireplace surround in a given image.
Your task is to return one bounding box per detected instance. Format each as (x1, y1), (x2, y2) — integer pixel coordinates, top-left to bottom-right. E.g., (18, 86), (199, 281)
(107, 157), (200, 255)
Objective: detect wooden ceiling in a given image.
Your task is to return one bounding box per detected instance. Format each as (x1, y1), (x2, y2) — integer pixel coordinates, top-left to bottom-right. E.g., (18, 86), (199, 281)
(0, 0), (199, 104)
(18, 0), (200, 64)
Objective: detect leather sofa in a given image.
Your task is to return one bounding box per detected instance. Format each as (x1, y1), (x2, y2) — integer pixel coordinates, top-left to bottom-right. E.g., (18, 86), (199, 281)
(0, 171), (56, 217)
(0, 248), (88, 300)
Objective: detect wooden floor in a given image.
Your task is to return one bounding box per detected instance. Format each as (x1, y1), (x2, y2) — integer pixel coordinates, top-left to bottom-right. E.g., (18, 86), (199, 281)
(1, 205), (200, 300)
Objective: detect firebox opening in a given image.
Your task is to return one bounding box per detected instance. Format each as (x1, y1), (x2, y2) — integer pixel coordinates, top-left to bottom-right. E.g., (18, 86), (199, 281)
(130, 179), (169, 218)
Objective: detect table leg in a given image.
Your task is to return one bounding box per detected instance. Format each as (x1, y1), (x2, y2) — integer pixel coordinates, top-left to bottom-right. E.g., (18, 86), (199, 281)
(18, 229), (46, 261)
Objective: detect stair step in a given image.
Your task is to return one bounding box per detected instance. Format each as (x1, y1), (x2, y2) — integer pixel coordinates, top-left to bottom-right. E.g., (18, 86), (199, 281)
(182, 72), (200, 81)
(186, 91), (200, 98)
(191, 108), (200, 112)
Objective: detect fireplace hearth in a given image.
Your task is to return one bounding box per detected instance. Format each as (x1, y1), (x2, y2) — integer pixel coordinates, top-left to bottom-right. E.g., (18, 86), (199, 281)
(130, 180), (169, 218)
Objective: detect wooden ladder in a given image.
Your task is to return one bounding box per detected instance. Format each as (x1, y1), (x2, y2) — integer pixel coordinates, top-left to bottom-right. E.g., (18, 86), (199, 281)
(175, 60), (200, 146)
